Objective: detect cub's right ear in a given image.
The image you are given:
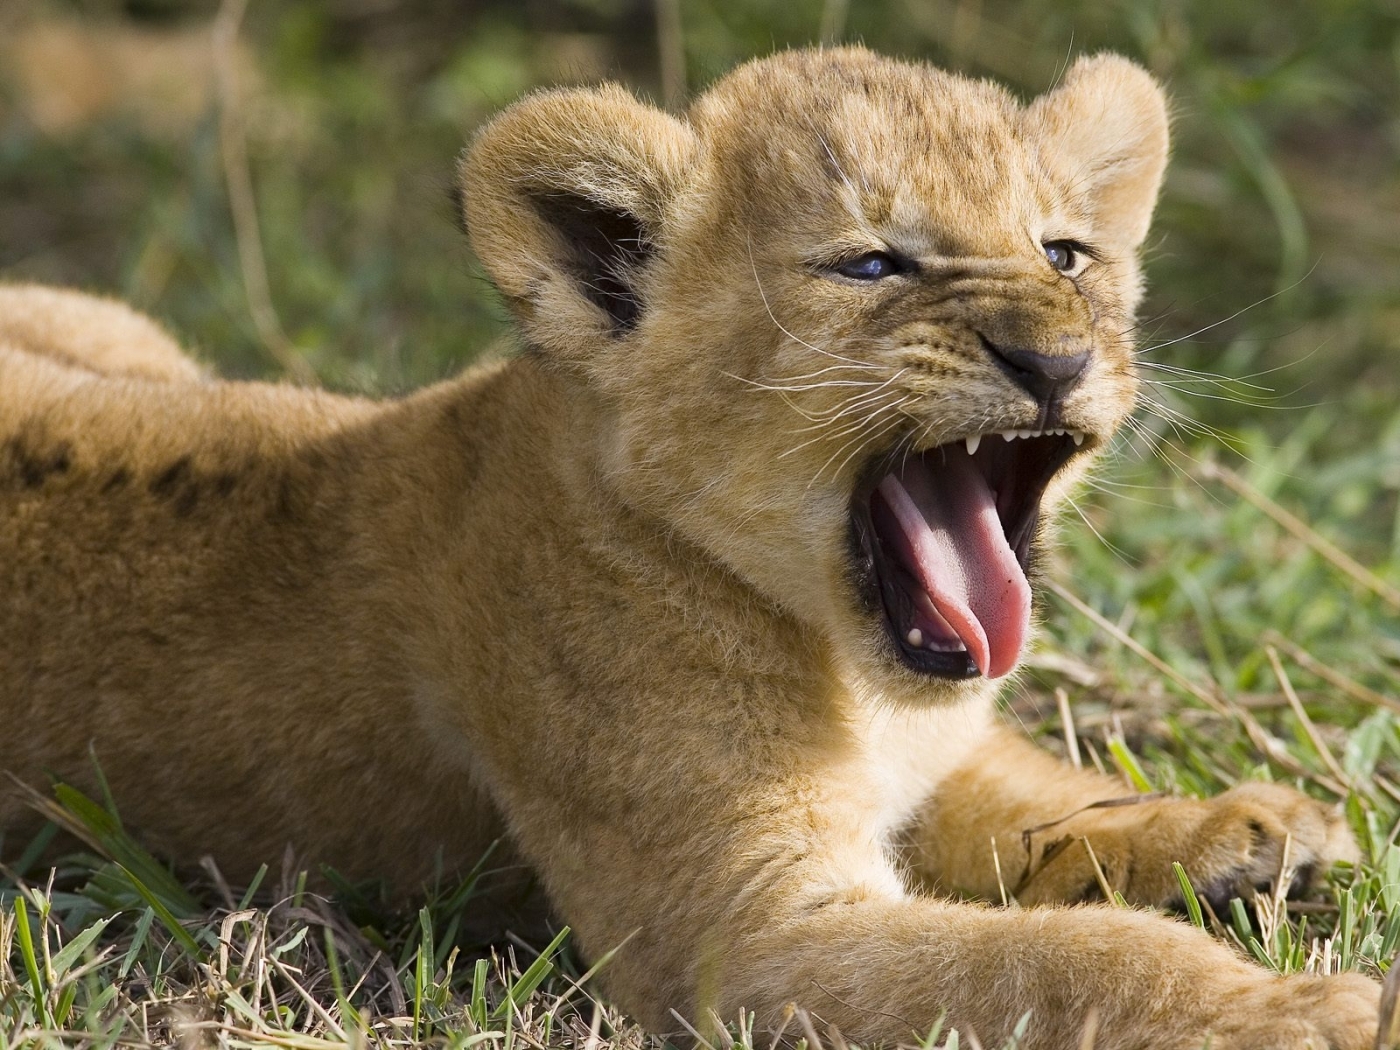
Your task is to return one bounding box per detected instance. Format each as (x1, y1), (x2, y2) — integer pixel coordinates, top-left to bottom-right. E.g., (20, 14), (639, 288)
(458, 86), (698, 366)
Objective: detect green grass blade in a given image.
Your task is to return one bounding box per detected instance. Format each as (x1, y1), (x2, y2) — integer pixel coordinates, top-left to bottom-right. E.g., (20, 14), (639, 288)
(55, 981), (79, 1027)
(51, 783), (199, 919)
(1173, 863), (1205, 928)
(493, 926), (570, 1020)
(50, 916), (112, 977)
(470, 957), (489, 1028)
(115, 865), (201, 956)
(1105, 737), (1154, 793)
(117, 908), (154, 980)
(323, 927), (363, 1034)
(14, 895), (53, 1028)
(237, 864), (269, 910)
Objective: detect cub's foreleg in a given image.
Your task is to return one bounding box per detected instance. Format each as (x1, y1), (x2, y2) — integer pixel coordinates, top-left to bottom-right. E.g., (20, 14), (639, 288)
(903, 725), (1356, 910)
(720, 889), (1378, 1050)
(508, 734), (1376, 1048)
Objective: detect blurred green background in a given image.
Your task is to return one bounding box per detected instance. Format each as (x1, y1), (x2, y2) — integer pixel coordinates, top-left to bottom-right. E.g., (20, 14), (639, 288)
(1, 0), (1398, 726)
(6, 8), (1400, 1032)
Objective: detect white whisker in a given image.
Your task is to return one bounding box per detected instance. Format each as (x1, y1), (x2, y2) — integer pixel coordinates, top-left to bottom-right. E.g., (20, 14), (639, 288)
(1135, 264), (1318, 355)
(746, 238), (872, 368)
(808, 400), (913, 489)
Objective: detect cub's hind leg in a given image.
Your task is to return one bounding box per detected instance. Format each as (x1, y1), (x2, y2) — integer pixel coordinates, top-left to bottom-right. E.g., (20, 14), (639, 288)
(904, 725), (1356, 912)
(0, 284), (204, 382)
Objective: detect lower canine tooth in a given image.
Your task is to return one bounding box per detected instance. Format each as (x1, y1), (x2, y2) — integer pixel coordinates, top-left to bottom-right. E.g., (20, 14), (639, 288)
(906, 628), (923, 647)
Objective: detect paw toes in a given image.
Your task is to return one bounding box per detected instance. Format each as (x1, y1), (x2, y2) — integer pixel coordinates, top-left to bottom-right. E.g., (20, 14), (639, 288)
(1191, 784), (1353, 900)
(1015, 784), (1355, 911)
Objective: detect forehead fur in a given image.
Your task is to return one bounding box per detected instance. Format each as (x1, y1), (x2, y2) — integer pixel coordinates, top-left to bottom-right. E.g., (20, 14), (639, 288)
(687, 48), (1060, 253)
(459, 45), (1166, 362)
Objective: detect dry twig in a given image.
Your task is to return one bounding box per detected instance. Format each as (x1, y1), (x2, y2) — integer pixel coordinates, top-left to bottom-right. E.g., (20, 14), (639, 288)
(213, 0), (314, 382)
(653, 0), (686, 110)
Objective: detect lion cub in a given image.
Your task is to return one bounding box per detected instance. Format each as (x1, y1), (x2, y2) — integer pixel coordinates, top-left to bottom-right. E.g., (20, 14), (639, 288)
(0, 48), (1379, 1048)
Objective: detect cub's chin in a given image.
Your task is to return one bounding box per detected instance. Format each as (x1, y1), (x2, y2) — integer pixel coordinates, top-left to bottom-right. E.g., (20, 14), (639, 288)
(847, 428), (1091, 684)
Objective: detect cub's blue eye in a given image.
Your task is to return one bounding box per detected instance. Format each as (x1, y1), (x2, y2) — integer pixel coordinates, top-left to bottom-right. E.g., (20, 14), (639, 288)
(836, 252), (899, 280)
(1043, 241), (1077, 272)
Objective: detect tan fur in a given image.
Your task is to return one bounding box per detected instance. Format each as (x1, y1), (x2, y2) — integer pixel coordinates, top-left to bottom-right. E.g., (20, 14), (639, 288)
(0, 49), (1379, 1047)
(0, 284), (204, 382)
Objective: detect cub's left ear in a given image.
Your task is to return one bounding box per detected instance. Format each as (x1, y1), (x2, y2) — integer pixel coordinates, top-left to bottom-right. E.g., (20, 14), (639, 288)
(458, 85), (698, 367)
(1026, 54), (1170, 256)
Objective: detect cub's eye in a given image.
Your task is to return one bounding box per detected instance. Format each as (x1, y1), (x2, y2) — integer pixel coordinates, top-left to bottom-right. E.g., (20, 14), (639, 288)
(1043, 241), (1081, 273)
(835, 252), (901, 281)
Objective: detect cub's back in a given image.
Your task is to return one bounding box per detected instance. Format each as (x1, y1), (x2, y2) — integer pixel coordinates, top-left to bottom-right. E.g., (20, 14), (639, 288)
(0, 284), (205, 382)
(0, 294), (512, 890)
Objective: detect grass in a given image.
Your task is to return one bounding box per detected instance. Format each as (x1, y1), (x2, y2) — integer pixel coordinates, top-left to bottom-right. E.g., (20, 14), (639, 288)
(3, 0), (1400, 1046)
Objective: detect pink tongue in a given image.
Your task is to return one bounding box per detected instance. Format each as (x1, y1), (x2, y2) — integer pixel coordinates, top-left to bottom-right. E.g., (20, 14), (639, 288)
(877, 451), (1031, 679)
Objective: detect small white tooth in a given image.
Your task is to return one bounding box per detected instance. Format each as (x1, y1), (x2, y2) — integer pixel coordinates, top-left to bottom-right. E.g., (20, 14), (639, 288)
(906, 628), (924, 647)
(964, 434), (982, 456)
(1001, 431), (1016, 442)
(1019, 429), (1034, 439)
(1072, 431), (1085, 446)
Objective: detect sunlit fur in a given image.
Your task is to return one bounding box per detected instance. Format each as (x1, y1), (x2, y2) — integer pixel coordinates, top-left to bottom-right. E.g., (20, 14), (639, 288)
(0, 49), (1379, 1047)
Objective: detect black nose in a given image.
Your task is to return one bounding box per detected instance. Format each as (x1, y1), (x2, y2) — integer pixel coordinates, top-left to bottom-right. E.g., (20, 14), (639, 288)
(981, 336), (1091, 405)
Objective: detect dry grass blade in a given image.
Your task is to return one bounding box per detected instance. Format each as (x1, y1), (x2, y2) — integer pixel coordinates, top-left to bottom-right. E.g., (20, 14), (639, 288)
(1261, 629), (1400, 715)
(767, 1002), (796, 1050)
(1197, 460), (1400, 612)
(1056, 687), (1083, 769)
(671, 1008), (718, 1050)
(267, 954), (350, 1039)
(990, 836), (1010, 907)
(1080, 837), (1117, 904)
(1048, 581), (1349, 796)
(796, 1005), (827, 1050)
(1047, 580), (1232, 718)
(1077, 1007), (1099, 1050)
(1265, 645), (1354, 790)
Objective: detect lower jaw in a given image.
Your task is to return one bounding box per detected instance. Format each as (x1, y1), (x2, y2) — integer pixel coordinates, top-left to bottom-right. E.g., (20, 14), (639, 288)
(882, 613), (980, 679)
(849, 509), (978, 682)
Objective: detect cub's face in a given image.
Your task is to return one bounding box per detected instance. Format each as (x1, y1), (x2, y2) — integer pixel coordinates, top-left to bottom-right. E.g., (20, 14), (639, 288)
(463, 48), (1168, 704)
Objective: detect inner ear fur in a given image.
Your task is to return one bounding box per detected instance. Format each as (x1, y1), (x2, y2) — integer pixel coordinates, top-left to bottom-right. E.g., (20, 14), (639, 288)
(458, 86), (698, 358)
(1026, 54), (1170, 255)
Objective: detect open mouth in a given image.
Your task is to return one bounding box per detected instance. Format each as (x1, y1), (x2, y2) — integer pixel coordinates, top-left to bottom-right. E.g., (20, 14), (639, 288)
(850, 428), (1089, 681)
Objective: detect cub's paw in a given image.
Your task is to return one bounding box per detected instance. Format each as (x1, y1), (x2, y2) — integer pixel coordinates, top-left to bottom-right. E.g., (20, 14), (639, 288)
(1014, 781), (1356, 911)
(1208, 971), (1380, 1050)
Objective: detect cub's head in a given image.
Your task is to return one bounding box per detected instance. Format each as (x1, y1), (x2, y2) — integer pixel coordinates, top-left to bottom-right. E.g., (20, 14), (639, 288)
(460, 47), (1168, 704)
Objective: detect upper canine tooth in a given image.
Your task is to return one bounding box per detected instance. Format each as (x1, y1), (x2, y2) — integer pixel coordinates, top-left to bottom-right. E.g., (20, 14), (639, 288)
(964, 434), (982, 456)
(1071, 431), (1085, 446)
